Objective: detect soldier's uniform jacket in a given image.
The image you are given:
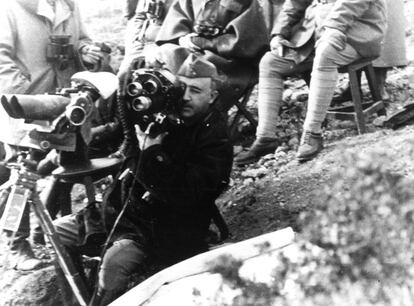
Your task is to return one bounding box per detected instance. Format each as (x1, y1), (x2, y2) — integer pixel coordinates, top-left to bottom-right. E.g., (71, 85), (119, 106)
(272, 0), (387, 64)
(103, 109), (233, 263)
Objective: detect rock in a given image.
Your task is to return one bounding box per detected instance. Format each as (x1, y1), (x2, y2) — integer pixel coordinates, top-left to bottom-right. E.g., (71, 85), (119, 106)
(288, 137), (299, 149)
(276, 146), (288, 153)
(241, 167), (268, 179)
(0, 266), (63, 306)
(277, 131), (287, 139)
(373, 115), (387, 127)
(243, 178), (254, 186)
(263, 160), (277, 168)
(274, 151), (287, 160)
(291, 90), (309, 103)
(283, 89), (293, 102)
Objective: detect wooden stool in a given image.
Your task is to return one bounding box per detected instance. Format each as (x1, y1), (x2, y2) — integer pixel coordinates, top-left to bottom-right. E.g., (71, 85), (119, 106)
(326, 58), (386, 134)
(228, 84), (258, 138)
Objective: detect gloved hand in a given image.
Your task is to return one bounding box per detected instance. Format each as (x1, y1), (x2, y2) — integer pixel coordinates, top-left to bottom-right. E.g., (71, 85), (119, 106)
(178, 33), (202, 53)
(81, 44), (104, 65)
(317, 27), (347, 51)
(270, 35), (288, 57)
(135, 123), (168, 151)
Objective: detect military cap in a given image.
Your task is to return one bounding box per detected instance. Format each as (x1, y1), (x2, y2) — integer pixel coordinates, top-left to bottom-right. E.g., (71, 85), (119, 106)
(177, 54), (219, 79)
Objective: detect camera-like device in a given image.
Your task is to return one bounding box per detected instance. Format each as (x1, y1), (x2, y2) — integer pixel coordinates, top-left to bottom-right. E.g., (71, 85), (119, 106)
(46, 34), (74, 70)
(1, 71), (118, 152)
(144, 0), (165, 19)
(124, 67), (185, 136)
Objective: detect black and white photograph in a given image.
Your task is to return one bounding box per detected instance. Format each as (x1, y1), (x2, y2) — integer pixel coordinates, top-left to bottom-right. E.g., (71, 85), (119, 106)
(0, 0), (414, 305)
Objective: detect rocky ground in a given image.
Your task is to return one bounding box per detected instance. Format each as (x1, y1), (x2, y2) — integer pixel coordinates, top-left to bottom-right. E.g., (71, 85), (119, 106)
(1, 1), (414, 305)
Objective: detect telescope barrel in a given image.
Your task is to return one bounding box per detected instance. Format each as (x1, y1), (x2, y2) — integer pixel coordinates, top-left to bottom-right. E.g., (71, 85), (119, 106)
(1, 94), (71, 121)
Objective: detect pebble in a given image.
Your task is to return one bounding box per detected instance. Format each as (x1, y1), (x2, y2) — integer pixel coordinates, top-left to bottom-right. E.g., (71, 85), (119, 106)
(242, 178), (254, 186)
(241, 167), (268, 179)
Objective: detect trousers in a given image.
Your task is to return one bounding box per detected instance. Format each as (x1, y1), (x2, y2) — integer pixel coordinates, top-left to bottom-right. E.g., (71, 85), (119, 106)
(257, 40), (360, 138)
(53, 214), (147, 294)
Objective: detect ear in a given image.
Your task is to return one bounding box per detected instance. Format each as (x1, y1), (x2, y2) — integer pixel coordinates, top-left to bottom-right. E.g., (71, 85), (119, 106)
(209, 90), (219, 105)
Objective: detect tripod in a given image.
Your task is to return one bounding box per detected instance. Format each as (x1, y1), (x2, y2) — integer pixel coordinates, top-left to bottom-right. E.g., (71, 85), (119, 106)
(0, 153), (90, 305)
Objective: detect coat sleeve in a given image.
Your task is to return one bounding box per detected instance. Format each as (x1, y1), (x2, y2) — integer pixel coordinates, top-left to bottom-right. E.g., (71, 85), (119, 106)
(155, 0), (195, 45)
(136, 126), (233, 209)
(271, 0), (312, 38)
(322, 0), (374, 33)
(0, 6), (31, 94)
(123, 1), (147, 57)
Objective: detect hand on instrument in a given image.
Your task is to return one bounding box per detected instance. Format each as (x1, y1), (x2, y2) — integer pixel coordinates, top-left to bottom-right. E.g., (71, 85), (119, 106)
(135, 123), (168, 151)
(81, 44), (104, 65)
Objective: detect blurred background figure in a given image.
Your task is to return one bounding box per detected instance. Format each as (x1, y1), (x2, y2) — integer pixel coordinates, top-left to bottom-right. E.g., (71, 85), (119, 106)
(154, 0), (269, 113)
(372, 0), (408, 100)
(333, 0), (408, 103)
(118, 0), (174, 76)
(0, 0), (105, 271)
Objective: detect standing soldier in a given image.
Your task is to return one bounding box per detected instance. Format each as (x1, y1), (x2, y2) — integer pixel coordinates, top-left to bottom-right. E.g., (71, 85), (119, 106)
(0, 0), (104, 271)
(119, 0), (174, 76)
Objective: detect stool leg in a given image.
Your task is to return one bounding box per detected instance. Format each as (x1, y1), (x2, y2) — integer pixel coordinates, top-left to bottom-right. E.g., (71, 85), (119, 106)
(364, 65), (387, 116)
(364, 64), (382, 102)
(349, 69), (366, 134)
(229, 87), (257, 138)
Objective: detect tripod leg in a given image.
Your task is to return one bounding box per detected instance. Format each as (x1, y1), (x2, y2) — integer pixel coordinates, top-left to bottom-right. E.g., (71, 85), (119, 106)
(30, 191), (90, 306)
(40, 177), (60, 219)
(54, 259), (75, 306)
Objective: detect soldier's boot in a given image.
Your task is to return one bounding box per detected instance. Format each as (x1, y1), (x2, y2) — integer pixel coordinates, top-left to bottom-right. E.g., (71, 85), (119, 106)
(296, 131), (323, 162)
(234, 137), (279, 166)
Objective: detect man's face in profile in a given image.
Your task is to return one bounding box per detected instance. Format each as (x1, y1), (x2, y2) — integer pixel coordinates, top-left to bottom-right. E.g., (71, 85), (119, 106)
(178, 76), (217, 120)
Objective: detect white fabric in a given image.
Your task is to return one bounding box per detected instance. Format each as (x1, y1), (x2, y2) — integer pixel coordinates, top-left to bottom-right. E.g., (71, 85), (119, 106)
(303, 42), (359, 133)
